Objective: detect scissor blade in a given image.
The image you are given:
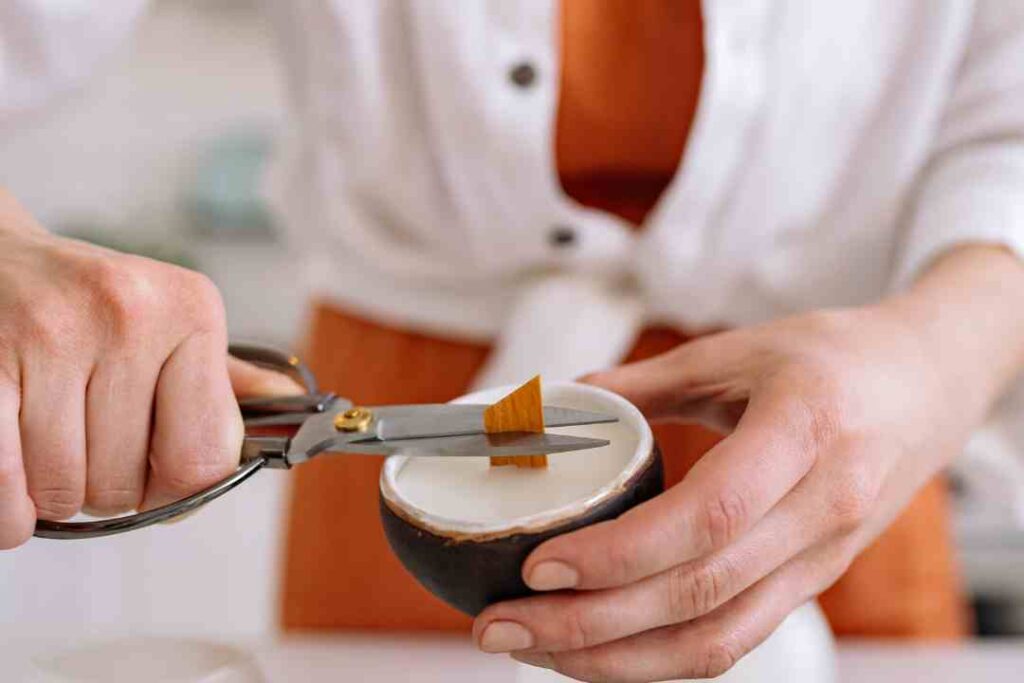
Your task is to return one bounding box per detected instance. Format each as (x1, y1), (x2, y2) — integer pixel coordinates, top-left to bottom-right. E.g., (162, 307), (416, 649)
(373, 404), (617, 441)
(341, 432), (610, 457)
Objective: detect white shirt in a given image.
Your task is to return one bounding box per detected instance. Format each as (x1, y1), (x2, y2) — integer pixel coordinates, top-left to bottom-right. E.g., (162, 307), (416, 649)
(3, 0), (1024, 446)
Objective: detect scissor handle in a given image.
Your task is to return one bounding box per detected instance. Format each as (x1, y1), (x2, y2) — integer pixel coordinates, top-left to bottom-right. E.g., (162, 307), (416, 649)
(33, 343), (318, 540)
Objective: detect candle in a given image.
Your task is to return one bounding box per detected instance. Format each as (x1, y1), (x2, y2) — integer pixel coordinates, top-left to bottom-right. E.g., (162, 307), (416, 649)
(397, 418), (638, 525)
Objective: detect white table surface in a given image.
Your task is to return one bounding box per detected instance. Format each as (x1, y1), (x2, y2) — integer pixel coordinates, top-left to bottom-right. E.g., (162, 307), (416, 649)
(835, 640), (1024, 683)
(5, 634), (1023, 682)
(261, 636), (1024, 683)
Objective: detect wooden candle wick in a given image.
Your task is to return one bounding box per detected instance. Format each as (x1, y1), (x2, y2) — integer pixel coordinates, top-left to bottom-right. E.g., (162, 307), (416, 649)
(484, 375), (547, 468)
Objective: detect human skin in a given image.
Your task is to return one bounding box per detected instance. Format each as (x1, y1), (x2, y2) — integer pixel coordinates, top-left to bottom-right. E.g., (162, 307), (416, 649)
(473, 244), (1024, 682)
(0, 189), (300, 548)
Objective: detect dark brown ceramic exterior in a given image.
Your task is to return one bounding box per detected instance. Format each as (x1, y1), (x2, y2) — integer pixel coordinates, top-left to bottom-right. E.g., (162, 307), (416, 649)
(379, 443), (663, 616)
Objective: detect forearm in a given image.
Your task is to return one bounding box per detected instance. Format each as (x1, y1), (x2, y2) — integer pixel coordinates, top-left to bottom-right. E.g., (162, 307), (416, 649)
(883, 243), (1024, 422)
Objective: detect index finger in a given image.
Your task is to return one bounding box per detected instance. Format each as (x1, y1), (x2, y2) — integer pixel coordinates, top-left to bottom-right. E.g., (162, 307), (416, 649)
(522, 391), (827, 591)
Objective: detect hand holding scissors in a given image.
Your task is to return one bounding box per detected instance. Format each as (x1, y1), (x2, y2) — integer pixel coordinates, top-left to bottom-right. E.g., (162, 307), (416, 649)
(34, 344), (616, 539)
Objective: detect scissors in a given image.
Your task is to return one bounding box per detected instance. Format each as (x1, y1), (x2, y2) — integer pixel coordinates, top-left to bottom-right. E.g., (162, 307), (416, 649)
(33, 343), (617, 540)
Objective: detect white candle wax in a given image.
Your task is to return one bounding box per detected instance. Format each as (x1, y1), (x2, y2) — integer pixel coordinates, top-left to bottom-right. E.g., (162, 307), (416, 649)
(395, 412), (639, 526)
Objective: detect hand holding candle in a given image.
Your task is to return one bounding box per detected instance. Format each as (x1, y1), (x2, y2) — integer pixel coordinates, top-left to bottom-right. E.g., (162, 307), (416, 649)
(474, 245), (1024, 681)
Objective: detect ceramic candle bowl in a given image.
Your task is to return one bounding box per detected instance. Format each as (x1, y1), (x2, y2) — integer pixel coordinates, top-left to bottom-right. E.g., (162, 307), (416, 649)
(379, 382), (663, 616)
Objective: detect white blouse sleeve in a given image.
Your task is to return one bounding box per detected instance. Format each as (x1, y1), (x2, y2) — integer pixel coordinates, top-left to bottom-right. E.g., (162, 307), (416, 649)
(0, 0), (148, 126)
(895, 1), (1024, 503)
(894, 0), (1024, 286)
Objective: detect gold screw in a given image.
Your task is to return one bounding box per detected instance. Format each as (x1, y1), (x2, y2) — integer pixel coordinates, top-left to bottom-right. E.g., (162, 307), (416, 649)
(334, 406), (373, 433)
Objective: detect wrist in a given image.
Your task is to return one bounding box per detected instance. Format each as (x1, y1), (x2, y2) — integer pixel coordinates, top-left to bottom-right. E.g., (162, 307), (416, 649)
(880, 244), (1024, 418)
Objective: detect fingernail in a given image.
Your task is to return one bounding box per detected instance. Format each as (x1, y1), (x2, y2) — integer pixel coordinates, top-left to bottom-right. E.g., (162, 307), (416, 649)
(512, 651), (555, 669)
(479, 621), (534, 653)
(527, 561), (579, 591)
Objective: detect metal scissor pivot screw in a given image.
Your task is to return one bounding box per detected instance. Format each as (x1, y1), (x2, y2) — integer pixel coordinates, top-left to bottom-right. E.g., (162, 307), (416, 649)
(335, 406), (374, 432)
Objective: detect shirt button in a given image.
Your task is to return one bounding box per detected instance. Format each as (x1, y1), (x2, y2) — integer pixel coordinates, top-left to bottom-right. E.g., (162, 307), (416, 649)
(548, 225), (577, 248)
(509, 61), (537, 88)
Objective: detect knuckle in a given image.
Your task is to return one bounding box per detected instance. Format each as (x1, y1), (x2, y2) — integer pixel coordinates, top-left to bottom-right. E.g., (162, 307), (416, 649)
(829, 469), (879, 534)
(700, 489), (748, 551)
(563, 607), (594, 651)
(670, 561), (729, 620)
(697, 634), (743, 679)
(177, 270), (226, 328)
(800, 393), (843, 454)
(80, 254), (127, 297)
(90, 259), (159, 335)
(32, 486), (84, 520)
(776, 375), (843, 454)
(75, 253), (122, 298)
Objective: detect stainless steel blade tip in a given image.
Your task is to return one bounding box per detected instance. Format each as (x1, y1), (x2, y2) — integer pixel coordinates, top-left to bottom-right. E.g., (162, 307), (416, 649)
(480, 432), (610, 456)
(541, 406), (619, 428)
(392, 432), (610, 458)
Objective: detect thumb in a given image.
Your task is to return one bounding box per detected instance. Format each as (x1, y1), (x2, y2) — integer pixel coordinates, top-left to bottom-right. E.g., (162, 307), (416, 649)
(581, 335), (749, 424)
(227, 355), (306, 399)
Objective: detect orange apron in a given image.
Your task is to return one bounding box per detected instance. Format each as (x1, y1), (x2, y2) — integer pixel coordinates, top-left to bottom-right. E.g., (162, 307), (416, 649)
(281, 0), (966, 638)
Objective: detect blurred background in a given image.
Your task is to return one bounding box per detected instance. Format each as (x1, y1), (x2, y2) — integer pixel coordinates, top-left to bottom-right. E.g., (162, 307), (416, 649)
(1, 0), (1023, 646)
